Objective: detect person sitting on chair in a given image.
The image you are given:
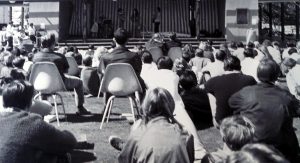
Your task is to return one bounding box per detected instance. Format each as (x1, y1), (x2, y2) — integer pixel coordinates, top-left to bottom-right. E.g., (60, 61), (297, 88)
(0, 80), (77, 163)
(30, 33), (90, 115)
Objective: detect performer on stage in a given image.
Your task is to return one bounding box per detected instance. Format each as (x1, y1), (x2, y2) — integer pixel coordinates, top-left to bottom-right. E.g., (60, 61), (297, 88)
(130, 8), (141, 38)
(152, 7), (161, 33)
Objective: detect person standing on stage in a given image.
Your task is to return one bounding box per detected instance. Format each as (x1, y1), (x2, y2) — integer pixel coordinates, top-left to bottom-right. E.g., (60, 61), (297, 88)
(152, 7), (161, 33)
(130, 8), (141, 38)
(117, 8), (126, 29)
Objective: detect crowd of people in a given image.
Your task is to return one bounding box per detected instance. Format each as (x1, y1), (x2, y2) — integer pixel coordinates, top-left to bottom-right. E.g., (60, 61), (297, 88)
(0, 22), (300, 163)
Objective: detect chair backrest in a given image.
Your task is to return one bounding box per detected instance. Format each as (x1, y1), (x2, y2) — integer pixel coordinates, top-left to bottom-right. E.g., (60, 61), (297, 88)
(29, 62), (67, 94)
(168, 47), (183, 62)
(66, 56), (80, 76)
(100, 63), (143, 96)
(148, 47), (164, 63)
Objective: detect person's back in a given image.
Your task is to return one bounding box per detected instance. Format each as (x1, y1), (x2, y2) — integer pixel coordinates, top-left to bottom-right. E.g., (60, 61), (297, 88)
(189, 49), (211, 73)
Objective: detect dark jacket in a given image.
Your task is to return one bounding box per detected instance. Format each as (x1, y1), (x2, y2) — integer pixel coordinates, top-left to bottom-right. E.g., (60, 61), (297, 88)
(229, 83), (300, 162)
(31, 48), (69, 80)
(0, 109), (77, 163)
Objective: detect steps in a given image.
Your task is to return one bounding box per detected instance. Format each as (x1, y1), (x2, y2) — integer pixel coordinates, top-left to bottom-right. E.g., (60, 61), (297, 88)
(58, 37), (226, 50)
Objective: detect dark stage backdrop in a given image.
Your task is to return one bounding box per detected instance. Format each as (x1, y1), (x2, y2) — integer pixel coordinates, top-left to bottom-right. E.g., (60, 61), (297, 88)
(69, 0), (190, 36)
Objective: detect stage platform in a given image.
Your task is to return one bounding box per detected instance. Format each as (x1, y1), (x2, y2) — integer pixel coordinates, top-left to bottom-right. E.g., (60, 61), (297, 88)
(58, 37), (226, 50)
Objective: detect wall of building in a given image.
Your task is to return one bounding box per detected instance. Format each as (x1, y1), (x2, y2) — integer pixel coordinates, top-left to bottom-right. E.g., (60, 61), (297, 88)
(225, 0), (259, 42)
(28, 2), (59, 38)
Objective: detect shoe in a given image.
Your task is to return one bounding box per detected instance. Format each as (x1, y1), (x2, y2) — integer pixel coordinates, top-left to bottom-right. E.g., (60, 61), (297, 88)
(44, 115), (57, 123)
(76, 106), (92, 115)
(109, 135), (124, 151)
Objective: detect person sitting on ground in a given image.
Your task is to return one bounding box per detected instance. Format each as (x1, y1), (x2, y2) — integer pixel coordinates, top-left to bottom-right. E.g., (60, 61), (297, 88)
(23, 52), (34, 72)
(165, 32), (182, 51)
(232, 42), (245, 61)
(80, 55), (100, 97)
(229, 58), (300, 163)
(147, 56), (207, 160)
(0, 52), (15, 78)
(30, 33), (90, 115)
(283, 58), (300, 100)
(85, 44), (95, 57)
(228, 41), (237, 54)
(202, 115), (255, 163)
(189, 48), (211, 77)
(65, 46), (83, 66)
(173, 57), (191, 77)
(0, 80), (77, 163)
(182, 44), (195, 58)
(111, 88), (195, 163)
(145, 33), (167, 54)
(179, 70), (212, 129)
(282, 41), (296, 59)
(140, 50), (158, 88)
(225, 143), (289, 163)
(241, 48), (260, 82)
(201, 49), (226, 80)
(204, 56), (256, 126)
(199, 41), (214, 62)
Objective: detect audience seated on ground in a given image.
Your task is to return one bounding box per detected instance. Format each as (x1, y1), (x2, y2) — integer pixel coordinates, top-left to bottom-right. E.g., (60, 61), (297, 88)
(283, 58), (300, 100)
(263, 40), (282, 64)
(189, 48), (211, 77)
(229, 58), (300, 162)
(113, 88), (195, 163)
(202, 115), (255, 163)
(172, 57), (191, 76)
(199, 41), (214, 62)
(241, 48), (260, 81)
(85, 44), (95, 57)
(165, 32), (182, 51)
(0, 80), (77, 163)
(179, 70), (213, 129)
(201, 49), (226, 80)
(66, 46), (83, 66)
(232, 42), (245, 61)
(225, 143), (289, 163)
(140, 50), (158, 88)
(204, 56), (256, 126)
(12, 57), (27, 78)
(80, 55), (100, 96)
(182, 44), (195, 58)
(147, 56), (207, 160)
(30, 33), (90, 115)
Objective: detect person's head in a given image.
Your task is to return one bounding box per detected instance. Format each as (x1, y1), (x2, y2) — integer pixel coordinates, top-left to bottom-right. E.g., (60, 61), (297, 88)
(179, 70), (197, 90)
(41, 33), (56, 49)
(2, 80), (34, 110)
(220, 115), (255, 151)
(288, 47), (298, 55)
(94, 46), (108, 61)
(67, 46), (75, 52)
(224, 56), (241, 71)
(247, 42), (255, 49)
(262, 39), (272, 47)
(27, 52), (34, 61)
(281, 57), (296, 74)
(257, 58), (280, 83)
(243, 48), (255, 58)
(182, 44), (195, 58)
(195, 48), (204, 57)
(141, 87), (175, 123)
(10, 69), (25, 80)
(215, 50), (227, 62)
(157, 56), (173, 70)
(228, 41), (237, 50)
(141, 50), (153, 64)
(237, 42), (244, 48)
(113, 28), (128, 45)
(272, 41), (280, 48)
(152, 33), (163, 43)
(73, 53), (82, 65)
(286, 41), (296, 48)
(12, 57), (25, 69)
(3, 52), (15, 67)
(226, 143), (289, 163)
(29, 23), (33, 27)
(88, 44), (95, 50)
(82, 55), (92, 67)
(182, 52), (191, 63)
(169, 32), (177, 41)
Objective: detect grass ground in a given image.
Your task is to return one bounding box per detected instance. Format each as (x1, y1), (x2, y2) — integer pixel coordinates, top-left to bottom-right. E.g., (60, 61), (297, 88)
(51, 93), (300, 163)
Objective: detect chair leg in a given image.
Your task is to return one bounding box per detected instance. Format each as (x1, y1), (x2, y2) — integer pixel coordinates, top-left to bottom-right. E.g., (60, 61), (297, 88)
(56, 93), (67, 122)
(100, 95), (115, 129)
(52, 94), (60, 127)
(97, 87), (101, 98)
(129, 97), (136, 122)
(134, 92), (141, 116)
(33, 92), (41, 100)
(106, 97), (115, 123)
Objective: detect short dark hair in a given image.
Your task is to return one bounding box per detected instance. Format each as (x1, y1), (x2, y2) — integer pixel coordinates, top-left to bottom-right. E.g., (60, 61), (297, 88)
(228, 41), (237, 49)
(12, 57), (25, 68)
(195, 48), (204, 57)
(243, 48), (255, 58)
(67, 46), (75, 52)
(247, 42), (255, 49)
(257, 58), (280, 82)
(82, 55), (92, 66)
(237, 42), (244, 48)
(27, 52), (34, 61)
(215, 50), (227, 61)
(263, 39), (272, 47)
(288, 48), (298, 55)
(2, 80), (34, 110)
(141, 51), (153, 64)
(224, 56), (241, 71)
(88, 44), (95, 50)
(41, 33), (56, 48)
(169, 32), (177, 41)
(286, 41), (296, 48)
(157, 56), (173, 70)
(179, 70), (197, 90)
(114, 28), (128, 45)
